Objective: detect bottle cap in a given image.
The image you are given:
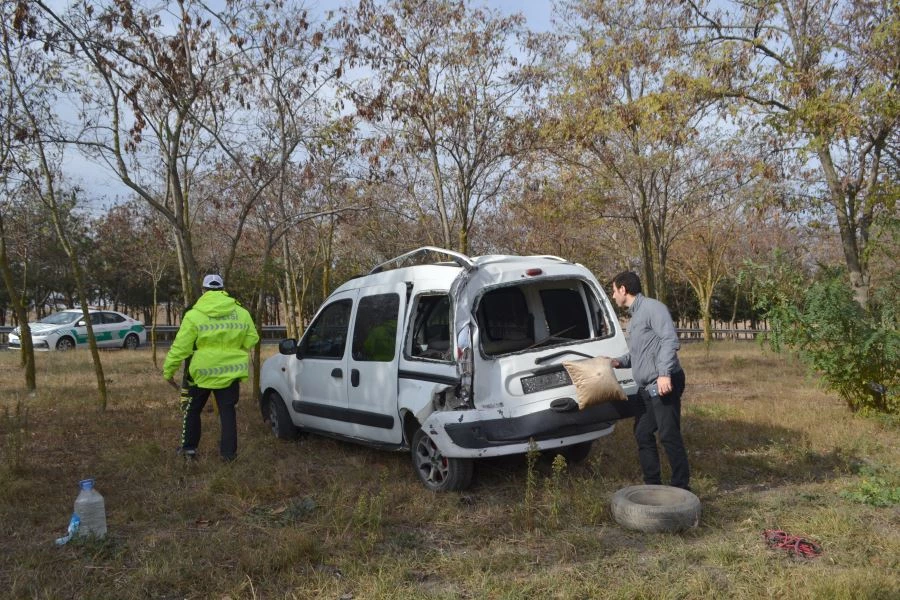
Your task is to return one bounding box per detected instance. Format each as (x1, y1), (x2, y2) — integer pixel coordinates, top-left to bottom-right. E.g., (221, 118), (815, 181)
(79, 478), (95, 491)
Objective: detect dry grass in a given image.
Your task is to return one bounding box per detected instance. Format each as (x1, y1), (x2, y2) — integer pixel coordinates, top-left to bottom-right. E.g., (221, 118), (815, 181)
(1, 343), (898, 599)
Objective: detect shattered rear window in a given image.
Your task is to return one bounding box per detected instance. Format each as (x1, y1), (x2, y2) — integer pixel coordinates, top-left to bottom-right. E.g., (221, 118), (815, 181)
(477, 279), (606, 356)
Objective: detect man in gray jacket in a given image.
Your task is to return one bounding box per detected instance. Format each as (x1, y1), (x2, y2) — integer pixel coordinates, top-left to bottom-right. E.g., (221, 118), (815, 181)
(610, 271), (690, 490)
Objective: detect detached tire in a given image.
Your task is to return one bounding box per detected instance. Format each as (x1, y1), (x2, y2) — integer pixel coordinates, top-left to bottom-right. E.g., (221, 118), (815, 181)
(611, 485), (701, 533)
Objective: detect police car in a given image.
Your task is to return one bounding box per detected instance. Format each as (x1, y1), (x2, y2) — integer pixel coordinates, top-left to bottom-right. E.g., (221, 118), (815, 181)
(8, 309), (146, 351)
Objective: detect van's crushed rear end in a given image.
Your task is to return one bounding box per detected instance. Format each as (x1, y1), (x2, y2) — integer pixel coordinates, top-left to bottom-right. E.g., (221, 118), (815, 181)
(413, 253), (641, 458)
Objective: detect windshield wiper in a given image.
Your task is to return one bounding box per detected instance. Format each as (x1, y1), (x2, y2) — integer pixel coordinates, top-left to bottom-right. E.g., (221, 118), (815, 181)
(525, 325), (576, 351)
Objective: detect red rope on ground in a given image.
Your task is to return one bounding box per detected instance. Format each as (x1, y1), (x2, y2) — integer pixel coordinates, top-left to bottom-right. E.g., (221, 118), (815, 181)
(763, 529), (823, 558)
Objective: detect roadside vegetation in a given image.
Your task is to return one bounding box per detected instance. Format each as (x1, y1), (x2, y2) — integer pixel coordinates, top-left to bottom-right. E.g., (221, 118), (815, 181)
(2, 342), (898, 599)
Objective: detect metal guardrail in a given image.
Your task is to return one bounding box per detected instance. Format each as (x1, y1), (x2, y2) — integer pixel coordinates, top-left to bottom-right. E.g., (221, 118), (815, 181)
(1, 325), (765, 347)
(676, 328), (765, 342)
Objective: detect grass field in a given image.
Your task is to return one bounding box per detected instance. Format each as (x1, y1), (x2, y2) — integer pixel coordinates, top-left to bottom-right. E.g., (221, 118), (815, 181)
(1, 343), (898, 599)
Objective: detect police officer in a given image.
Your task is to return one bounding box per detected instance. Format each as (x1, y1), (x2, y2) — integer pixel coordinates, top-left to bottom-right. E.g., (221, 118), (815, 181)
(163, 274), (259, 461)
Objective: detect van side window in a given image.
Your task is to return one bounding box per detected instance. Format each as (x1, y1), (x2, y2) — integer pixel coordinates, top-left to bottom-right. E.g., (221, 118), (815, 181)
(477, 287), (534, 355)
(352, 293), (400, 362)
(409, 294), (451, 361)
(301, 299), (352, 359)
(582, 282), (611, 338)
(539, 288), (590, 340)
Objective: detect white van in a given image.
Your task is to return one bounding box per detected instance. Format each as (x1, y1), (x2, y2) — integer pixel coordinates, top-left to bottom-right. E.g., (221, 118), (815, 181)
(259, 247), (640, 491)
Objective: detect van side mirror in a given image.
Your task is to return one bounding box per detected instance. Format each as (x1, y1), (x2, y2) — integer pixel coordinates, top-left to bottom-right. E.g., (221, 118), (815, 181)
(278, 338), (297, 356)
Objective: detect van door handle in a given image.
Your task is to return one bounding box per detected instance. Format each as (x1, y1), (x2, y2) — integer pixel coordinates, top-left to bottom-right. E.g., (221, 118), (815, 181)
(351, 369), (360, 387)
(331, 368), (342, 378)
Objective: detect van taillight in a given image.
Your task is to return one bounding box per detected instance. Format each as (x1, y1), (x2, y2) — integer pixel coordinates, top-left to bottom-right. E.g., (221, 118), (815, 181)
(525, 268), (543, 276)
(455, 323), (474, 408)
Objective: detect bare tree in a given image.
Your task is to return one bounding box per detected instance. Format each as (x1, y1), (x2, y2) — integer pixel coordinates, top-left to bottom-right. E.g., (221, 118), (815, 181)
(34, 0), (234, 304)
(2, 9), (108, 406)
(336, 0), (535, 253)
(541, 0), (730, 303)
(687, 0), (898, 308)
(0, 1), (36, 390)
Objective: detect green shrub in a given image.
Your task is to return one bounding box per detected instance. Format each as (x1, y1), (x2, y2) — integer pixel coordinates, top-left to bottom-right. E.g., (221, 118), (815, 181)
(749, 262), (899, 414)
(840, 465), (900, 507)
(792, 276), (898, 413)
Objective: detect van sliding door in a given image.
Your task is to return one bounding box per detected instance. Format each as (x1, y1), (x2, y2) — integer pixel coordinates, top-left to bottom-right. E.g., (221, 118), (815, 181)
(346, 284), (406, 444)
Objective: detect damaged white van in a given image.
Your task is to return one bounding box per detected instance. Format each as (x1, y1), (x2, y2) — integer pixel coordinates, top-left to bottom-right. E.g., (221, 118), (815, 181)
(259, 247), (640, 491)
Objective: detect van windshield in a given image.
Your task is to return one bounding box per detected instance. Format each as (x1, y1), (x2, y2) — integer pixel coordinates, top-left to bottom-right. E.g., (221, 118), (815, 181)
(476, 280), (611, 356)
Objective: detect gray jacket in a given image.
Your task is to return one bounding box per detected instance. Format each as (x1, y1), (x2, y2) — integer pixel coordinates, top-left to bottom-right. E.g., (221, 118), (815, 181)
(614, 294), (681, 388)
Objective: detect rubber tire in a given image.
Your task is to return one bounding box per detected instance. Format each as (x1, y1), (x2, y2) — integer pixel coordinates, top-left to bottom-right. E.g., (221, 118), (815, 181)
(558, 441), (593, 464)
(411, 428), (473, 492)
(610, 485), (701, 533)
(56, 337), (75, 351)
(123, 333), (140, 350)
(267, 392), (298, 440)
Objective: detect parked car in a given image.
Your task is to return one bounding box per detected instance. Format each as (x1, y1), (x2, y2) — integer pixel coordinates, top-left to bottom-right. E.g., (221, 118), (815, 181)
(8, 309), (146, 351)
(259, 247), (641, 491)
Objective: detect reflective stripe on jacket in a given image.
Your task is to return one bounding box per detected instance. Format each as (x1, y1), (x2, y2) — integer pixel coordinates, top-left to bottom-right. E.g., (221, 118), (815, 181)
(163, 291), (260, 389)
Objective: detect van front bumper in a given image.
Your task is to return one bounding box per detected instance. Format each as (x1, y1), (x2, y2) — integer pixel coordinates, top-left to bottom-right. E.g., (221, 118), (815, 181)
(422, 394), (642, 458)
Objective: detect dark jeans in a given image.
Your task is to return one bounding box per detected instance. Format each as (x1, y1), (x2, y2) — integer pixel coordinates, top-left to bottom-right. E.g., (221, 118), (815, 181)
(181, 379), (240, 460)
(633, 369), (689, 489)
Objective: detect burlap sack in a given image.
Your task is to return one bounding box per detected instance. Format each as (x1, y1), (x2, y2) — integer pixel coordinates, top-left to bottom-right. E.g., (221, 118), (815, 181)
(563, 356), (627, 409)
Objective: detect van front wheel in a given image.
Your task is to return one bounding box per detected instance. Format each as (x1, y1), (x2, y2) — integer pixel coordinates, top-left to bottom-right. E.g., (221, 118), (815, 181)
(411, 428), (473, 492)
(267, 392), (298, 440)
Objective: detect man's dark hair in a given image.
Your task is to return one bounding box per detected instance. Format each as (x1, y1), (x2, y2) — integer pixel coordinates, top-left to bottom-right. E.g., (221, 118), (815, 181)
(613, 271), (642, 295)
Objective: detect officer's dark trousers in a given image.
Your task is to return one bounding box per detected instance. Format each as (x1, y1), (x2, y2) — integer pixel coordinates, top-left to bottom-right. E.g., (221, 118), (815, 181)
(181, 379), (240, 460)
(633, 369), (690, 489)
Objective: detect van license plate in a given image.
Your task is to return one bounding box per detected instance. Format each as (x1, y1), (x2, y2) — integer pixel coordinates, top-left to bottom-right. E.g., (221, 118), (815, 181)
(521, 370), (572, 394)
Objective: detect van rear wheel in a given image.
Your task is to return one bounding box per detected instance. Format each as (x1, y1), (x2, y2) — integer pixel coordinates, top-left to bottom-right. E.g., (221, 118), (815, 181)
(559, 440), (593, 463)
(411, 428), (473, 492)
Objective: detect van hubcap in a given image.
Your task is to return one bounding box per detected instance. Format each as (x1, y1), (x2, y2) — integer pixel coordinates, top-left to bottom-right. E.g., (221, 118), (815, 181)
(414, 435), (448, 485)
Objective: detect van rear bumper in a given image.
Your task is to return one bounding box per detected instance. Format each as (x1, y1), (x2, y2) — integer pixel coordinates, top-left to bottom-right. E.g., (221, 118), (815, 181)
(423, 394), (642, 458)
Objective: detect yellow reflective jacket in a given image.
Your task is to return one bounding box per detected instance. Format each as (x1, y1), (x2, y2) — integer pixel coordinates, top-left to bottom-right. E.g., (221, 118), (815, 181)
(163, 291), (260, 389)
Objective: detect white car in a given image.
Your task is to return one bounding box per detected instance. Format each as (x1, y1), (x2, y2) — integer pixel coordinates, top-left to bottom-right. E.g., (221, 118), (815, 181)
(8, 309), (147, 351)
(260, 247), (641, 492)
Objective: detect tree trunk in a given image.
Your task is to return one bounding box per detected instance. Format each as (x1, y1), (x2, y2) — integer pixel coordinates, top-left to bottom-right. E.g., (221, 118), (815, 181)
(429, 142), (453, 250)
(818, 140), (870, 308)
(0, 221), (35, 391)
(638, 220), (656, 299)
(280, 234), (299, 339)
(150, 276), (159, 368)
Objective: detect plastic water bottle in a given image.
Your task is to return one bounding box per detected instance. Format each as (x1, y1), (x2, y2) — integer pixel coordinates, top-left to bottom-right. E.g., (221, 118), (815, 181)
(73, 478), (107, 538)
(54, 514), (80, 546)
